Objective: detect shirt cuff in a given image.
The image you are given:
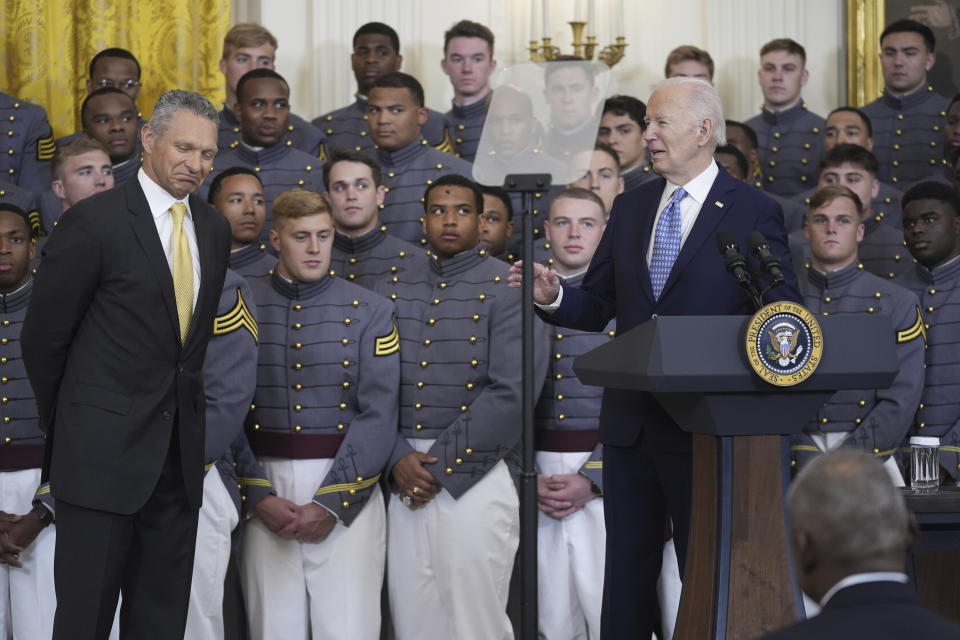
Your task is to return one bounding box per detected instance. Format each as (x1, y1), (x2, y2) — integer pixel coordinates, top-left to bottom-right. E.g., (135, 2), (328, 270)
(314, 499), (341, 522)
(534, 286), (563, 312)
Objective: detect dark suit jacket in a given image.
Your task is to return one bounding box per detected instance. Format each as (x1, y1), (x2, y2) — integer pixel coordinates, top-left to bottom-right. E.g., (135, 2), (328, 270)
(759, 581), (960, 639)
(22, 177), (231, 514)
(545, 166), (801, 451)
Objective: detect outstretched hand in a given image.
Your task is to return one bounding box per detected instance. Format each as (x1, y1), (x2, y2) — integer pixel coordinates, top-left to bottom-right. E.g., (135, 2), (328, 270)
(507, 260), (561, 305)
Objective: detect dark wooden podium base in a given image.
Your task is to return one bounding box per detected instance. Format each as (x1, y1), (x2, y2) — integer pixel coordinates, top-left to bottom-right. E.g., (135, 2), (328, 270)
(674, 434), (802, 640)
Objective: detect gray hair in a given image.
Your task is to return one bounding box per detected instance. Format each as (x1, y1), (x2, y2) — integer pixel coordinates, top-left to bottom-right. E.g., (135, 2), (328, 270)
(651, 76), (726, 148)
(788, 449), (910, 567)
(149, 90), (219, 138)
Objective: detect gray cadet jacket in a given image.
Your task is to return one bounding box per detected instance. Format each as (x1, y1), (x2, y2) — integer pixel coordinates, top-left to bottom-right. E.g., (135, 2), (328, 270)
(312, 96), (453, 156)
(792, 262), (924, 469)
(535, 273), (610, 491)
(245, 271), (400, 525)
(0, 279), (51, 511)
(201, 269), (260, 519)
(375, 246), (548, 498)
(445, 95), (489, 163)
(863, 88), (950, 187)
(0, 93), (55, 200)
(745, 101), (826, 197)
(902, 256), (960, 481)
(330, 226), (428, 291)
(229, 242), (276, 280)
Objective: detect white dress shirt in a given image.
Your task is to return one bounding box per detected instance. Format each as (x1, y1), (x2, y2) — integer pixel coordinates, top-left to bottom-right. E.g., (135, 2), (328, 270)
(539, 160), (720, 311)
(819, 571), (908, 607)
(137, 168), (201, 308)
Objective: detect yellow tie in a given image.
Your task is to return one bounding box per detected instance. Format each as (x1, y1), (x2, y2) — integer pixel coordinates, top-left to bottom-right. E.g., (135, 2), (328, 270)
(170, 203), (193, 344)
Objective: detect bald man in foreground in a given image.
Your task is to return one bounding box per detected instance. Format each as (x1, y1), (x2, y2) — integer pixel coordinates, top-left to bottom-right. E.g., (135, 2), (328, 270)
(761, 449), (960, 639)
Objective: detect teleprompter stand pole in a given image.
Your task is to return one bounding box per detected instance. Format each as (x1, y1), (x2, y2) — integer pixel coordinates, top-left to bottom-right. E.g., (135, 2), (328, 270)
(503, 173), (552, 640)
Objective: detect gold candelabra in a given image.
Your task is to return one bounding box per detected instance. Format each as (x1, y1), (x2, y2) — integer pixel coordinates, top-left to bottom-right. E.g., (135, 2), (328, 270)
(529, 21), (627, 67)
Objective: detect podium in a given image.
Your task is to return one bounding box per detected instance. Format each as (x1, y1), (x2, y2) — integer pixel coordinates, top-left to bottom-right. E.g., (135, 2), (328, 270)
(573, 314), (898, 639)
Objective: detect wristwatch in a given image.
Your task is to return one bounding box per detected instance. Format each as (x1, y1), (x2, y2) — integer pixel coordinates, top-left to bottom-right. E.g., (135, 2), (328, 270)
(30, 503), (54, 528)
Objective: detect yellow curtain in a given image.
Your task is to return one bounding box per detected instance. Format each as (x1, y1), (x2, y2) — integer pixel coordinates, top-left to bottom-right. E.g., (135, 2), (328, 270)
(0, 0), (229, 138)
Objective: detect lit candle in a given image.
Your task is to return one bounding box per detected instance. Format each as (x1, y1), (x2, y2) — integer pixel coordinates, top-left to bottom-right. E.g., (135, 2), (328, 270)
(587, 0), (595, 37)
(574, 0), (582, 21)
(530, 0), (537, 41)
(543, 0), (550, 39)
(617, 0), (625, 36)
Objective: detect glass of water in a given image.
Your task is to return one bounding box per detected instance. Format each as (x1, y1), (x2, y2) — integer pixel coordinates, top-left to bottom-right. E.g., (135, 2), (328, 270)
(910, 436), (940, 494)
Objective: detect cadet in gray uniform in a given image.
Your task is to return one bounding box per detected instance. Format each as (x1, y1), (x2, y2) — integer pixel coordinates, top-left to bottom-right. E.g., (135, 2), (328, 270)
(47, 136), (115, 235)
(41, 89), (142, 230)
(901, 181), (960, 483)
(0, 204), (55, 638)
(599, 95), (658, 192)
(478, 185), (516, 262)
(789, 145), (914, 282)
(863, 20), (950, 187)
(241, 189), (399, 640)
(715, 141), (806, 234)
(56, 49), (147, 157)
(441, 20), (497, 162)
(367, 72), (472, 245)
(376, 174), (546, 640)
(0, 93), (55, 200)
(207, 167), (275, 278)
(745, 39), (825, 197)
(536, 189), (608, 639)
(217, 23), (325, 156)
(791, 186), (924, 480)
(202, 69), (325, 241)
(312, 22), (451, 155)
(324, 149), (427, 289)
(792, 106), (905, 230)
(184, 269), (259, 640)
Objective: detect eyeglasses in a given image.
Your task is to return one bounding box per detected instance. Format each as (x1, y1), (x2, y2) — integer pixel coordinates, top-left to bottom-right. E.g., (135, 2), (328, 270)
(95, 78), (141, 90)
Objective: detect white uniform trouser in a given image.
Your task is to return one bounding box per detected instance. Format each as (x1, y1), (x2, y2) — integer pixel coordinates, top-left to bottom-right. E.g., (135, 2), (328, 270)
(0, 470), (121, 640)
(241, 457), (385, 640)
(535, 451), (682, 640)
(184, 468), (239, 640)
(388, 438), (519, 640)
(810, 432), (905, 486)
(0, 468), (55, 640)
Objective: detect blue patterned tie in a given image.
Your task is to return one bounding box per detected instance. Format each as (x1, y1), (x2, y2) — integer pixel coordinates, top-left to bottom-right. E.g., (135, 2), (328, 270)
(649, 187), (687, 299)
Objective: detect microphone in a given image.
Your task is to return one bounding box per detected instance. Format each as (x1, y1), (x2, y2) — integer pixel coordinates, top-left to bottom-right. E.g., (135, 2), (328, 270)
(715, 231), (751, 285)
(747, 231), (785, 287)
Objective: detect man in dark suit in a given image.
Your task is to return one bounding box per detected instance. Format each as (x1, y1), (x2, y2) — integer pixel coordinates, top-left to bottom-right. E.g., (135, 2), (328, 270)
(509, 76), (800, 638)
(22, 90), (231, 640)
(760, 449), (960, 639)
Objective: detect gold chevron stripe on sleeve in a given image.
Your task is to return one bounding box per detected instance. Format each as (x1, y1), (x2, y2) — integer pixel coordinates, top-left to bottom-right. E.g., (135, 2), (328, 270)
(435, 128), (456, 155)
(789, 445), (820, 452)
(37, 136), (55, 160)
(896, 306), (925, 344)
(314, 473), (381, 496)
(35, 484), (51, 496)
(375, 319), (400, 356)
(583, 461), (603, 469)
(213, 287), (259, 342)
